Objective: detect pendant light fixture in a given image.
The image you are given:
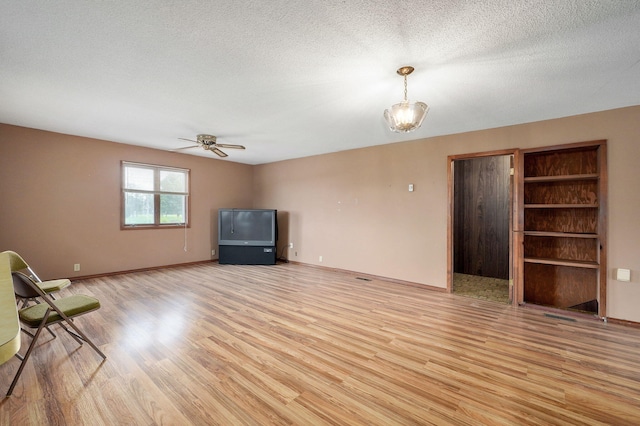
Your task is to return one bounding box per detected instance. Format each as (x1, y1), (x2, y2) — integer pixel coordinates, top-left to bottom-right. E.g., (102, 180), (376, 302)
(383, 66), (429, 133)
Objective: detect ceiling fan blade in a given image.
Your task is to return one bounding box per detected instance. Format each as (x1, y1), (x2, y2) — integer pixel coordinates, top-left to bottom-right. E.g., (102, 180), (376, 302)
(171, 144), (200, 151)
(178, 137), (199, 144)
(211, 147), (228, 158)
(215, 143), (245, 150)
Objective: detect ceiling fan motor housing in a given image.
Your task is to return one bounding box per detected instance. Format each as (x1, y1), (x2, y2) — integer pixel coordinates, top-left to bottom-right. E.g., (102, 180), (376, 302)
(197, 134), (217, 146)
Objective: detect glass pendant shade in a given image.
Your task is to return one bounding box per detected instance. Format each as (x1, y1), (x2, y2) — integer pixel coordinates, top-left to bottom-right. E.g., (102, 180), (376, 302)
(384, 100), (429, 133)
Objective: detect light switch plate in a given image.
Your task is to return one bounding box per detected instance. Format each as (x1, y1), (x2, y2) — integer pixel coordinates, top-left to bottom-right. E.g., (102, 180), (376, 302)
(616, 268), (631, 282)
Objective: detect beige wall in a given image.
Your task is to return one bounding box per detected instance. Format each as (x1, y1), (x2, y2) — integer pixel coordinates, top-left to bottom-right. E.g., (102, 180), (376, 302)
(0, 124), (254, 279)
(2, 106), (639, 322)
(253, 106), (640, 322)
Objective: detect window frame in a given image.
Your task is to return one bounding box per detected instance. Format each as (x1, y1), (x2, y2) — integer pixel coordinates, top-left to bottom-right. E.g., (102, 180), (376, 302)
(121, 161), (191, 230)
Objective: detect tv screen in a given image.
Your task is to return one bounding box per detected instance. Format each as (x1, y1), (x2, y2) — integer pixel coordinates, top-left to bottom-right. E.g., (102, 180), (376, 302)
(218, 209), (277, 246)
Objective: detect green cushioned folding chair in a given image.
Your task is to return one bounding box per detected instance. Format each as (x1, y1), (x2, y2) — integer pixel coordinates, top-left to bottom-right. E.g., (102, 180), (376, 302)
(2, 251), (71, 307)
(6, 270), (106, 397)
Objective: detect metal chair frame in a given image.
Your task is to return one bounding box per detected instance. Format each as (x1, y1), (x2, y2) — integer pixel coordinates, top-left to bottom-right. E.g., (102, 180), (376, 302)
(6, 271), (106, 396)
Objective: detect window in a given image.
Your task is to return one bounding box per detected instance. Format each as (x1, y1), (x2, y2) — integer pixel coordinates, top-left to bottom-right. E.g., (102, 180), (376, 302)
(121, 161), (190, 228)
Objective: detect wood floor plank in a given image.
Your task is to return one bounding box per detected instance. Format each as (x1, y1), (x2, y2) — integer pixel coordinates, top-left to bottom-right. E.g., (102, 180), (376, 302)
(2, 262), (640, 424)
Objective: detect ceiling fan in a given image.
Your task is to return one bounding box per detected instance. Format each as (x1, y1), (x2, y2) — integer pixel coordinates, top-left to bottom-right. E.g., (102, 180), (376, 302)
(174, 134), (245, 158)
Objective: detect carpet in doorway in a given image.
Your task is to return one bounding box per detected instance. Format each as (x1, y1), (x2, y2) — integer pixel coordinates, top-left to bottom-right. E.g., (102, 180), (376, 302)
(453, 273), (510, 304)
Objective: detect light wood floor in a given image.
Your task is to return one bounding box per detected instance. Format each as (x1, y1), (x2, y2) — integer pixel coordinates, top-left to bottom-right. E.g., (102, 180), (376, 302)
(2, 263), (640, 425)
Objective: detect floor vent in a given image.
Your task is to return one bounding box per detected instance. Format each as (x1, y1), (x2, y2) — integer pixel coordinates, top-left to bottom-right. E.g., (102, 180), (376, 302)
(544, 313), (577, 322)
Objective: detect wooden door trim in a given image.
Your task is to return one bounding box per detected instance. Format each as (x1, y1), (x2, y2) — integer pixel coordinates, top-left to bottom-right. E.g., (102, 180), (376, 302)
(513, 148), (524, 305)
(598, 142), (608, 318)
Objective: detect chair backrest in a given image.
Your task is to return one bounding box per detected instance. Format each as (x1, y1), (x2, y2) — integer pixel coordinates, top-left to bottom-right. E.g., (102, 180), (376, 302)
(1, 250), (43, 283)
(12, 271), (40, 299)
(1, 251), (29, 273)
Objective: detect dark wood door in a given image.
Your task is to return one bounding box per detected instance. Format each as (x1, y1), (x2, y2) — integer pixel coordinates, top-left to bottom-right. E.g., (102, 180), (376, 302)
(454, 155), (511, 279)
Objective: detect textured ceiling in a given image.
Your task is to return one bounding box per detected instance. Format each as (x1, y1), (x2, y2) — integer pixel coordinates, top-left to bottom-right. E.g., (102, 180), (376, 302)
(1, 1), (639, 165)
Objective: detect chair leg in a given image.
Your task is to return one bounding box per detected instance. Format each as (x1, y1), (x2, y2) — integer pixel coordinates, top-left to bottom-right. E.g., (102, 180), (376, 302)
(6, 309), (52, 397)
(21, 326), (56, 339)
(45, 326), (57, 339)
(59, 316), (106, 360)
(58, 323), (84, 346)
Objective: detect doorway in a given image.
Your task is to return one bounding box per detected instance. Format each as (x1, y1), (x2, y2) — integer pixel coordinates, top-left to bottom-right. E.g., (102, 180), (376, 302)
(447, 151), (515, 304)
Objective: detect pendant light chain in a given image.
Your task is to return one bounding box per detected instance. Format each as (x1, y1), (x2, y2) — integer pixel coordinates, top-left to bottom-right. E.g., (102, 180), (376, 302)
(404, 75), (408, 101)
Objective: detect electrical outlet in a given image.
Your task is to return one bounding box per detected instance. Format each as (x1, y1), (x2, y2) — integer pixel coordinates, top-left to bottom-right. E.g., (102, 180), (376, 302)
(289, 243), (294, 248)
(319, 255), (323, 262)
(73, 264), (80, 272)
(211, 249), (216, 256)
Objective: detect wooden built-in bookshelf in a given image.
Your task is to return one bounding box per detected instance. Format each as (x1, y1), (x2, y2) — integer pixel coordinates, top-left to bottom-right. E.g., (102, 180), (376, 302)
(520, 141), (607, 317)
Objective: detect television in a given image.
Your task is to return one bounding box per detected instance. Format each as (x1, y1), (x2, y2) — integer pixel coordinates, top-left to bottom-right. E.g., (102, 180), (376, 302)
(218, 209), (277, 247)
